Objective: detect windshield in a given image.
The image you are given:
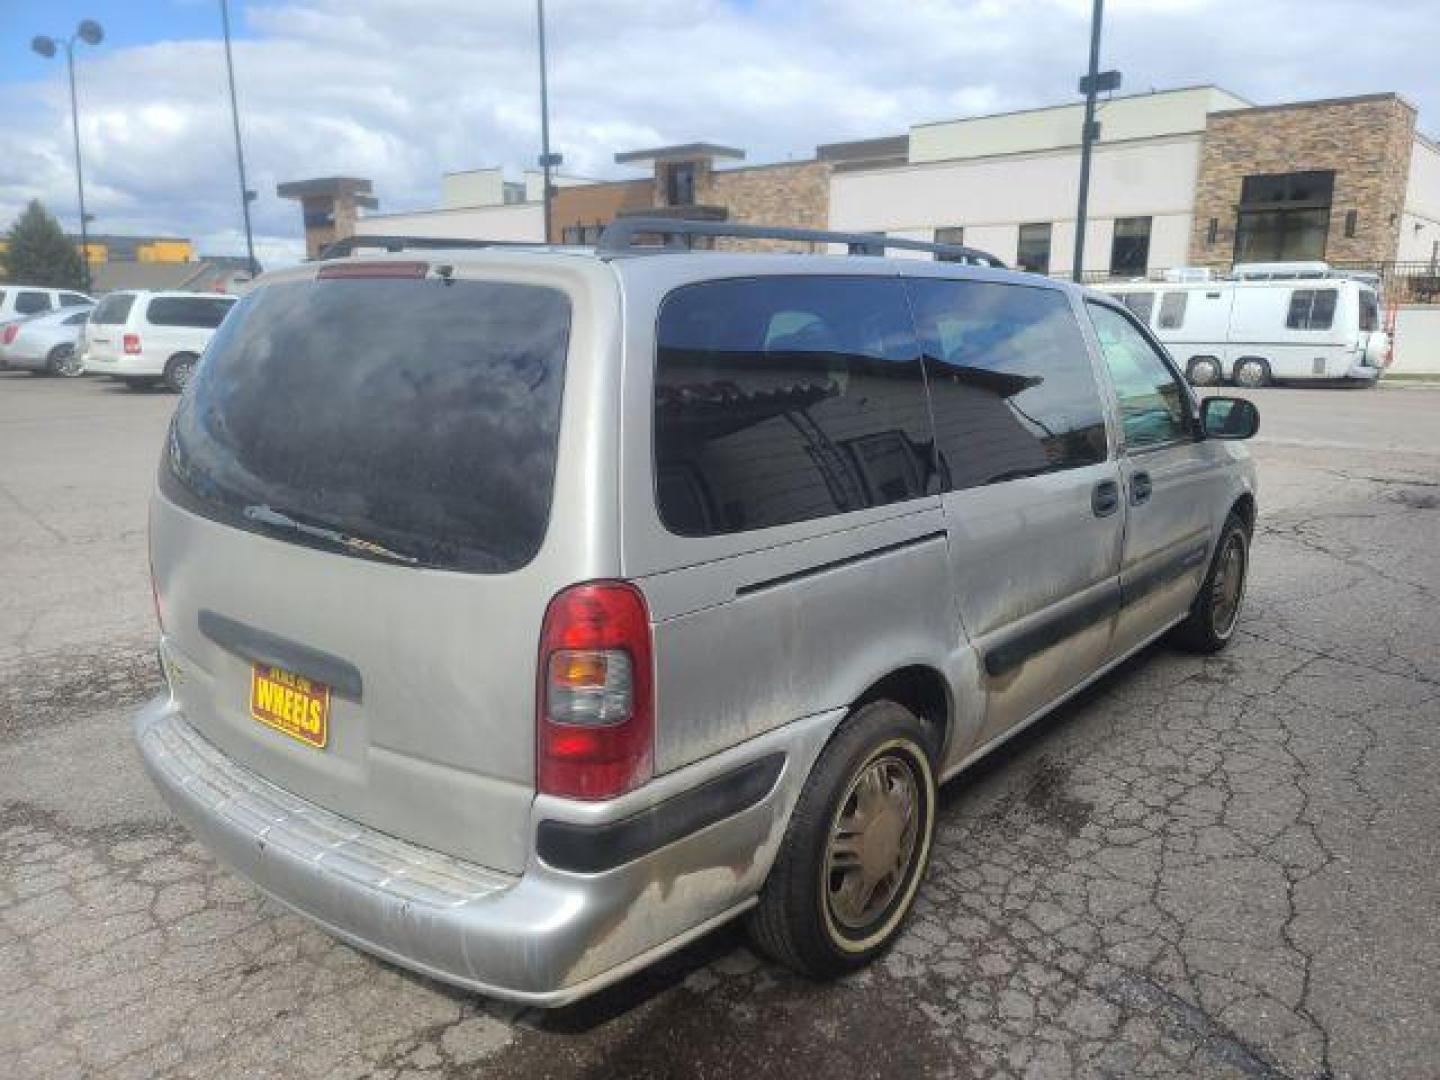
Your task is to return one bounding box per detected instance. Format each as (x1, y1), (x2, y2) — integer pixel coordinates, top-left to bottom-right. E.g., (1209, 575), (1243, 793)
(161, 275), (572, 573)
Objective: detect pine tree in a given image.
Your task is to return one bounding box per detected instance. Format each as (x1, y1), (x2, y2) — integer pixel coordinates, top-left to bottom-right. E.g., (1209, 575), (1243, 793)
(2, 201), (87, 290)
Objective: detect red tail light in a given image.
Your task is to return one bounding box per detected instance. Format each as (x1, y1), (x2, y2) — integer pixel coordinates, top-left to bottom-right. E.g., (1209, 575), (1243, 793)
(537, 581), (653, 800)
(2, 324), (18, 345)
(123, 333), (142, 355)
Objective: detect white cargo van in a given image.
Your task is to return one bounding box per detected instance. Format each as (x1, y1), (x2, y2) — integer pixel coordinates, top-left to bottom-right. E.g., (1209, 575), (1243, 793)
(1098, 264), (1388, 387)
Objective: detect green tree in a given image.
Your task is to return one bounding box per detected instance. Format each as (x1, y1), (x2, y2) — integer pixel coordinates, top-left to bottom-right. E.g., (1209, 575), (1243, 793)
(2, 200), (87, 289)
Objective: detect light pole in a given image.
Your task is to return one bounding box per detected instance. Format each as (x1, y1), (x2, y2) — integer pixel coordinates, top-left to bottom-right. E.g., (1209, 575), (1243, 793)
(220, 0), (259, 277)
(535, 0), (562, 244)
(32, 20), (104, 292)
(1072, 0), (1121, 283)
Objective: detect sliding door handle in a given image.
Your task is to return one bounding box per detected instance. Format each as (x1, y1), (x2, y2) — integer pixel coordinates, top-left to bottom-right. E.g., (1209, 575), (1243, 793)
(1130, 471), (1153, 506)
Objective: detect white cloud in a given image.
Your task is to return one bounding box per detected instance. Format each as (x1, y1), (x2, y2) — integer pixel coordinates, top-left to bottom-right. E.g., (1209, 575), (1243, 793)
(2, 0), (1437, 270)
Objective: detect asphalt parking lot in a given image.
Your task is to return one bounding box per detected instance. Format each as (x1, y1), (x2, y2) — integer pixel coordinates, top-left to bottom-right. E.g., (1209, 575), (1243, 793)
(2, 373), (1438, 1079)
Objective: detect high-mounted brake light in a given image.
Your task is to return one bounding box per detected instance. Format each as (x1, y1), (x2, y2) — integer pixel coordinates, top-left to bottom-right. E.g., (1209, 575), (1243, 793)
(123, 333), (142, 355)
(537, 581), (654, 800)
(316, 261), (429, 280)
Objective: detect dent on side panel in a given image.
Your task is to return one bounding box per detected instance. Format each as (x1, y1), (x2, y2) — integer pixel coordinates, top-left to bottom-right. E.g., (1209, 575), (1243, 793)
(643, 512), (971, 775)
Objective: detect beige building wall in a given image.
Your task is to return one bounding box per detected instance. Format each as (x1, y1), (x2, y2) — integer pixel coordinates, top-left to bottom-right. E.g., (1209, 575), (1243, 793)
(829, 136), (1201, 273)
(702, 161), (831, 249)
(909, 86), (1248, 164)
(1398, 138), (1440, 263)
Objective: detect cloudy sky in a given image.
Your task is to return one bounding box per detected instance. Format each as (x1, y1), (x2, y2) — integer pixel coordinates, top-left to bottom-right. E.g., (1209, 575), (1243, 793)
(2, 0), (1437, 267)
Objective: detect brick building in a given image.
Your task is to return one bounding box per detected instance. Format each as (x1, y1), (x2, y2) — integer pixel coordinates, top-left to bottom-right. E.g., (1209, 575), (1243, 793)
(283, 85), (1438, 278)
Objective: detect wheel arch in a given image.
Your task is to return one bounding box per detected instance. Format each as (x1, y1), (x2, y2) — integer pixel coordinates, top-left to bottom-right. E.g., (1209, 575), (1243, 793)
(851, 664), (953, 765)
(1229, 491), (1257, 534)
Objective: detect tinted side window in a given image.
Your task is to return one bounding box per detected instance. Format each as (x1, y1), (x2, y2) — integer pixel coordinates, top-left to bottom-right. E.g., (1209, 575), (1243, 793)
(654, 276), (935, 537)
(64, 311), (91, 326)
(1286, 288), (1338, 330)
(1087, 303), (1191, 449)
(1119, 291), (1155, 323)
(16, 292), (51, 315)
(908, 280), (1108, 489)
(1157, 291), (1188, 330)
(59, 293), (90, 307)
(92, 294), (136, 325)
(147, 296), (236, 329)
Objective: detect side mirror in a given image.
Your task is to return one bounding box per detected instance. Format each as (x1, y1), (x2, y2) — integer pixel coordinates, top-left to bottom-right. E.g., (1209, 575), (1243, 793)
(1200, 396), (1259, 440)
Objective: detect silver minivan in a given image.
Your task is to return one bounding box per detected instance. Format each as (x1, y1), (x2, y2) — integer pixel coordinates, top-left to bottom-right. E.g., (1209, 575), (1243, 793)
(135, 221), (1259, 1006)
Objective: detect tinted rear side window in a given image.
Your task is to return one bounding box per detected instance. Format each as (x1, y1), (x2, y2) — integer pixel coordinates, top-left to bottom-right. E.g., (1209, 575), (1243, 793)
(1359, 290), (1379, 332)
(163, 278), (571, 573)
(1286, 288), (1337, 330)
(654, 276), (934, 537)
(1118, 292), (1155, 323)
(92, 294), (136, 325)
(16, 291), (51, 314)
(147, 296), (236, 329)
(907, 279), (1108, 489)
(1157, 291), (1188, 329)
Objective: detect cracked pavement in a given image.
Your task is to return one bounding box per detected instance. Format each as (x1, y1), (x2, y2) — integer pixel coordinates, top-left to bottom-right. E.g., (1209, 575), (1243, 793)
(2, 374), (1438, 1078)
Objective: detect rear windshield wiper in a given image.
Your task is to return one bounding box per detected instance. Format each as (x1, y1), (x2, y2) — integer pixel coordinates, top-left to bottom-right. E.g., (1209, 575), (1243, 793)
(242, 504), (420, 566)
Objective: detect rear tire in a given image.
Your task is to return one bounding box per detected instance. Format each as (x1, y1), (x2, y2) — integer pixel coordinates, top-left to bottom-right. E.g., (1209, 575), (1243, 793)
(1233, 358), (1271, 389)
(747, 700), (937, 979)
(47, 344), (82, 378)
(1186, 357), (1221, 387)
(1170, 513), (1250, 654)
(163, 353), (198, 393)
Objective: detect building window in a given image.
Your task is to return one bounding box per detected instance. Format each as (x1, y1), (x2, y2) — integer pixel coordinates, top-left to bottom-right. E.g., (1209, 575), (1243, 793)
(1344, 209), (1358, 238)
(561, 225), (582, 245)
(1109, 217), (1151, 277)
(1206, 217), (1218, 246)
(1234, 170), (1334, 263)
(934, 226), (966, 261)
(665, 162), (696, 206)
(1016, 223), (1052, 274)
(1286, 288), (1338, 330)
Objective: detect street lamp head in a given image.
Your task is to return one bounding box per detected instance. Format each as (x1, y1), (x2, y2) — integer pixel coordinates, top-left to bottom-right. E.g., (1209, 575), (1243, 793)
(77, 20), (104, 46)
(31, 35), (58, 59)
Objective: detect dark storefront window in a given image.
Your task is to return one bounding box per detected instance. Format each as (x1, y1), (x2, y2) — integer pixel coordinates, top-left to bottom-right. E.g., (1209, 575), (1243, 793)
(1016, 223), (1052, 274)
(1235, 170), (1334, 262)
(1109, 217), (1152, 277)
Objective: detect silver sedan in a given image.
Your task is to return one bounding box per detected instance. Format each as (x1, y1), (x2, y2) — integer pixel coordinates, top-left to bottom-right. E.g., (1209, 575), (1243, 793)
(0, 306), (94, 376)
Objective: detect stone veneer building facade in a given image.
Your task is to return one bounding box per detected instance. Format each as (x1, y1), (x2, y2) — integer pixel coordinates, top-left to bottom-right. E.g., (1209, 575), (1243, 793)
(292, 86), (1438, 281)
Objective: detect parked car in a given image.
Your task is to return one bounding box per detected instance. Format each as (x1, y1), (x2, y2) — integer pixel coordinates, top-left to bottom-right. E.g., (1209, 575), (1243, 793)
(80, 290), (238, 391)
(0, 284), (93, 327)
(134, 222), (1259, 1007)
(1097, 262), (1388, 387)
(0, 305), (93, 376)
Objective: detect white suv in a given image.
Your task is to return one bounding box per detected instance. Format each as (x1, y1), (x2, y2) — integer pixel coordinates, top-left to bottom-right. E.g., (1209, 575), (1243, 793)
(81, 290), (238, 391)
(0, 284), (93, 324)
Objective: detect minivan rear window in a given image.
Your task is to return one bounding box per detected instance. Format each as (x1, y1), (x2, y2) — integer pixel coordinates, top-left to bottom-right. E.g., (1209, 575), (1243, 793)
(91, 294), (136, 325)
(162, 277), (572, 573)
(147, 295), (236, 329)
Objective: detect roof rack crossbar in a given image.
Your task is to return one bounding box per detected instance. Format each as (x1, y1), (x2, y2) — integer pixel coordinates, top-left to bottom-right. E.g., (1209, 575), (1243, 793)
(596, 217), (1005, 267)
(317, 234), (536, 260)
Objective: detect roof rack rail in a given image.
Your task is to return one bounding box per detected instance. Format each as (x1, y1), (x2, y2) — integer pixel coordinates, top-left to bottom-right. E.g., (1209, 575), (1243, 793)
(317, 234), (535, 260)
(596, 217), (1005, 267)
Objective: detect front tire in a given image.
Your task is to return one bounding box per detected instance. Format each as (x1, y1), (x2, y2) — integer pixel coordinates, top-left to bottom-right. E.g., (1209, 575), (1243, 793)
(748, 700), (937, 978)
(1170, 513), (1250, 653)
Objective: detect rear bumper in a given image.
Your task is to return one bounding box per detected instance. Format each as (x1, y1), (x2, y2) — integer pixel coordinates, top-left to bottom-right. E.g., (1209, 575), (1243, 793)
(83, 351), (161, 376)
(134, 695), (836, 1005)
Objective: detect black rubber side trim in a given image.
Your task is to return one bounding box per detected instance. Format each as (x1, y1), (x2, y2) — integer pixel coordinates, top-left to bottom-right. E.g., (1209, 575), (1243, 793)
(1121, 538), (1210, 608)
(198, 610), (364, 700)
(983, 584), (1122, 679)
(536, 753), (786, 874)
(736, 529), (948, 597)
